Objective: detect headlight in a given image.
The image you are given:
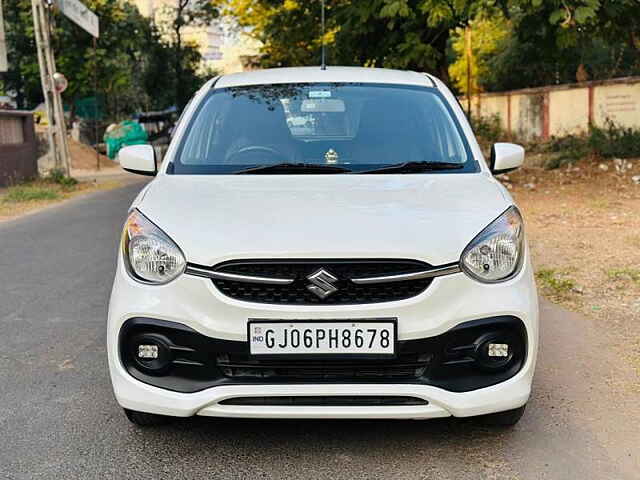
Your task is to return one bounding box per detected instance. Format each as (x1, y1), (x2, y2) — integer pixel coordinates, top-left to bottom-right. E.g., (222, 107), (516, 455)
(122, 209), (186, 285)
(460, 206), (524, 283)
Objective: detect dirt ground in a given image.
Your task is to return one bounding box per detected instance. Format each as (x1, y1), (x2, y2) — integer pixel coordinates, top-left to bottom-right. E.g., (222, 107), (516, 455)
(68, 138), (119, 170)
(504, 156), (640, 373)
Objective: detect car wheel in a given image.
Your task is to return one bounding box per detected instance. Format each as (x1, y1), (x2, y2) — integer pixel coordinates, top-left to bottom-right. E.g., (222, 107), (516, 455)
(477, 404), (526, 427)
(124, 408), (173, 426)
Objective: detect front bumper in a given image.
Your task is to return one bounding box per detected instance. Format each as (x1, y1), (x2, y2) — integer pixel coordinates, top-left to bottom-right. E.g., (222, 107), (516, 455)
(107, 254), (538, 419)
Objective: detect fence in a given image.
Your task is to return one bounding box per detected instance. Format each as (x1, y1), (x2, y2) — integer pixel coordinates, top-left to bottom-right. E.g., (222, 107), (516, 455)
(0, 110), (38, 187)
(468, 76), (640, 141)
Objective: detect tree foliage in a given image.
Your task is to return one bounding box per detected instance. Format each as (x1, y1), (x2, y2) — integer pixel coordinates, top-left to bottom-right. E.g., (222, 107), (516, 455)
(227, 0), (639, 91)
(155, 0), (220, 108)
(228, 0), (508, 81)
(448, 15), (510, 95)
(1, 0), (41, 109)
(477, 0), (640, 91)
(0, 0), (214, 116)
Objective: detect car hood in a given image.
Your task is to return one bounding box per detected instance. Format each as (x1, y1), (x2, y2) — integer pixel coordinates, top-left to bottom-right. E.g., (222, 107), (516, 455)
(137, 173), (511, 266)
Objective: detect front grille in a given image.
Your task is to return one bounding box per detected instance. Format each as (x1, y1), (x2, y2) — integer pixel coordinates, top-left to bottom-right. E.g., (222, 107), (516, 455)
(210, 259), (433, 305)
(217, 352), (432, 380)
(219, 396), (428, 406)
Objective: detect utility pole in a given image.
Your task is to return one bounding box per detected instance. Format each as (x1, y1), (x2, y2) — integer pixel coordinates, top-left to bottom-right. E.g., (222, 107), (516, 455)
(0, 0), (8, 73)
(31, 0), (71, 176)
(93, 36), (99, 171)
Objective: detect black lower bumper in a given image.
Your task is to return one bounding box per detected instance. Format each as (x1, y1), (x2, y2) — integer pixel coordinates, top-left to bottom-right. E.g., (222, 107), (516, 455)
(119, 316), (527, 394)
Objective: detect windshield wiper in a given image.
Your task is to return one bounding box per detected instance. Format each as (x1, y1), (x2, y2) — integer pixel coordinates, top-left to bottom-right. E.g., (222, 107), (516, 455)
(233, 163), (352, 174)
(358, 161), (465, 174)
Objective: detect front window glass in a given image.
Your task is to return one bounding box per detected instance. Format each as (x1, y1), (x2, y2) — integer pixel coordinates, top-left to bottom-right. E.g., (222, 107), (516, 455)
(173, 83), (476, 174)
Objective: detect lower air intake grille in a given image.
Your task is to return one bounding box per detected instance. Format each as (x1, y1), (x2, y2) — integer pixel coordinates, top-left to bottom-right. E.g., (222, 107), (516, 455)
(217, 352), (432, 380)
(219, 396), (428, 406)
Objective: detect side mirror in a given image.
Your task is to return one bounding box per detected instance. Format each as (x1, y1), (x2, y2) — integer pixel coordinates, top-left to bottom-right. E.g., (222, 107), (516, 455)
(490, 143), (524, 174)
(118, 144), (156, 176)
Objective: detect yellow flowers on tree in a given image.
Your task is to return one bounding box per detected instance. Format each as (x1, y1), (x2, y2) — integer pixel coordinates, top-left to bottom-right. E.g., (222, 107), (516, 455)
(449, 15), (510, 96)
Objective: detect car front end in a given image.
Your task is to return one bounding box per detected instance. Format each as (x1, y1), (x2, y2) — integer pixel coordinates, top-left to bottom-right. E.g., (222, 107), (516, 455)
(108, 67), (538, 425)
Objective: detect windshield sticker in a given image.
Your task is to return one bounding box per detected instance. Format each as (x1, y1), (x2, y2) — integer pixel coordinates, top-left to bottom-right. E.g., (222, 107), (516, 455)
(309, 90), (332, 99)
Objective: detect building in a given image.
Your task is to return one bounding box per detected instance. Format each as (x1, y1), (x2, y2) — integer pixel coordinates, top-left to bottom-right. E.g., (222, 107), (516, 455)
(132, 0), (224, 69)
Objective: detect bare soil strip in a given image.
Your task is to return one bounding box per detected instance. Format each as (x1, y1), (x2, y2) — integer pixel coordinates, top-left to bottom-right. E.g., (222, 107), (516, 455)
(507, 158), (640, 375)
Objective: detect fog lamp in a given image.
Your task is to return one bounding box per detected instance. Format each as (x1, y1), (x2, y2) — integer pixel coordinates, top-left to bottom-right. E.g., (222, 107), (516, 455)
(138, 344), (159, 359)
(487, 343), (509, 357)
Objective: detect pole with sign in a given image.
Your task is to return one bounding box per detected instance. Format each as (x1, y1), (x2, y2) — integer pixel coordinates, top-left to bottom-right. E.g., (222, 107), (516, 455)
(30, 0), (99, 176)
(31, 0), (71, 175)
(57, 0), (99, 38)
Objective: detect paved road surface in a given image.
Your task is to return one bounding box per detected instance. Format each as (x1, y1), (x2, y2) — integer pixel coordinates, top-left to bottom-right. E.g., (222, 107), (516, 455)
(1, 183), (638, 479)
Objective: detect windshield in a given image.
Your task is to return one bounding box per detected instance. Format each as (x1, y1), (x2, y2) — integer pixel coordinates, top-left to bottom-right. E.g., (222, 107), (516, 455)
(172, 83), (476, 174)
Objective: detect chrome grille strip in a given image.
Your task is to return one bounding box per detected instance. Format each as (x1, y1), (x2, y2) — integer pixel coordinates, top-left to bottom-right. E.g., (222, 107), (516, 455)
(350, 264), (461, 285)
(185, 266), (295, 285)
(186, 262), (460, 286)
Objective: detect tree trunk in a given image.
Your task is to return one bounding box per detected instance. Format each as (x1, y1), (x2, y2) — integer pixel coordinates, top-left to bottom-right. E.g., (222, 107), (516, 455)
(433, 28), (451, 85)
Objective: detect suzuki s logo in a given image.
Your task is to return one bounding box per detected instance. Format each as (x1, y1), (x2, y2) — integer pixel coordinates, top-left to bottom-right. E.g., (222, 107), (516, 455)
(306, 268), (338, 299)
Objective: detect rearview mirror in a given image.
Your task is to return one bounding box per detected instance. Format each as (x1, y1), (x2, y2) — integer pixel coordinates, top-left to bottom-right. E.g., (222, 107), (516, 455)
(118, 144), (156, 176)
(490, 143), (524, 174)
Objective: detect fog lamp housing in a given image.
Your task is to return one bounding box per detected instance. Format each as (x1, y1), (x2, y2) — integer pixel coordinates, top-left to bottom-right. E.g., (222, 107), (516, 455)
(474, 332), (517, 370)
(129, 333), (173, 373)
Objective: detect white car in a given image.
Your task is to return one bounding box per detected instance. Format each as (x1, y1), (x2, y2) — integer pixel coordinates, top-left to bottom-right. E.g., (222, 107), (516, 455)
(109, 67), (538, 427)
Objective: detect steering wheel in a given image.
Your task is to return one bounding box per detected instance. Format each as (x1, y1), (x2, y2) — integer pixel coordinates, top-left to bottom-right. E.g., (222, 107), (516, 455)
(226, 145), (284, 164)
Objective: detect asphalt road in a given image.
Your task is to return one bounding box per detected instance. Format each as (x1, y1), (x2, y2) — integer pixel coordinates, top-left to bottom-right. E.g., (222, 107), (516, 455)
(1, 182), (638, 480)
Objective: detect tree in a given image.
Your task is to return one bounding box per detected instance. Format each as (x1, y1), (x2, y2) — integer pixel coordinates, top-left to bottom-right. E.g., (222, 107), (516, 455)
(442, 0), (640, 93)
(1, 0), (41, 109)
(448, 15), (511, 95)
(227, 0), (508, 82)
(155, 0), (220, 109)
(478, 0), (640, 90)
(0, 0), (211, 117)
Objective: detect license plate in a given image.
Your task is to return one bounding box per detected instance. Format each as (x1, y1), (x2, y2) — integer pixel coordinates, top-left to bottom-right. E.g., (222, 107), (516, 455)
(248, 320), (396, 356)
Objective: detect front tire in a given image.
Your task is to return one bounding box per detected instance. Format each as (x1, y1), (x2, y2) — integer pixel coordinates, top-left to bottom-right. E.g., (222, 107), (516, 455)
(124, 408), (173, 426)
(476, 404), (526, 427)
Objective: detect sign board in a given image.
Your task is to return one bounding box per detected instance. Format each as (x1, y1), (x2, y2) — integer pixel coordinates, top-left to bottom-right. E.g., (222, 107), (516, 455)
(57, 0), (99, 38)
(0, 0), (8, 72)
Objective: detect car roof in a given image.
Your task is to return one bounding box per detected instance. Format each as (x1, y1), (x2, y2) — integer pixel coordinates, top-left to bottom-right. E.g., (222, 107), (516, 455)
(214, 66), (436, 89)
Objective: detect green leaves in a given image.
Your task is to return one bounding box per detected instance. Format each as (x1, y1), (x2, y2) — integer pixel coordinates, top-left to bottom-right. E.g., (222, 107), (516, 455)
(228, 0), (494, 80)
(225, 0), (637, 94)
(2, 0), (214, 114)
(574, 5), (596, 23)
(380, 0), (411, 19)
(548, 9), (565, 24)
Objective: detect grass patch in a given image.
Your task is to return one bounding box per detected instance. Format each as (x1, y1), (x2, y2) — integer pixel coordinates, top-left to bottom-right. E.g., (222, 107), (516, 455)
(1, 170), (78, 205)
(535, 268), (576, 297)
(589, 198), (611, 210)
(626, 235), (640, 248)
(45, 168), (78, 187)
(3, 185), (61, 203)
(607, 268), (640, 284)
(0, 175), (122, 221)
